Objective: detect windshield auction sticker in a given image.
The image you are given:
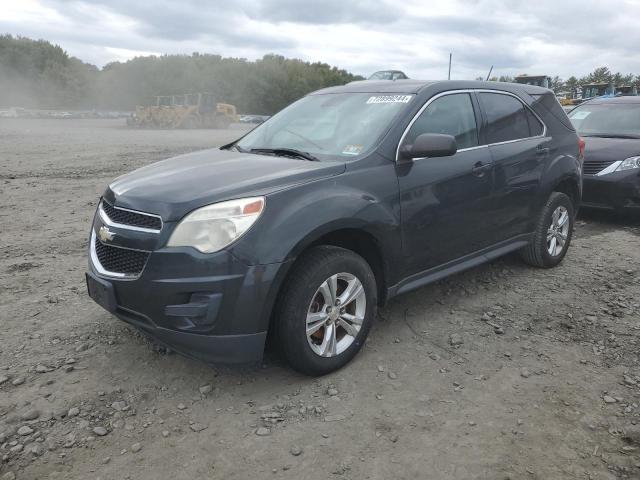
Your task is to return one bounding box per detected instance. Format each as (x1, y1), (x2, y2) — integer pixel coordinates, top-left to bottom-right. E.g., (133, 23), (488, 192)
(366, 95), (413, 104)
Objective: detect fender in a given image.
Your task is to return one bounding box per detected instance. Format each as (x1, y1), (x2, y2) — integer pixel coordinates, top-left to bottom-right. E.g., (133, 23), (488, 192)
(230, 180), (402, 332)
(231, 181), (402, 268)
(535, 150), (582, 214)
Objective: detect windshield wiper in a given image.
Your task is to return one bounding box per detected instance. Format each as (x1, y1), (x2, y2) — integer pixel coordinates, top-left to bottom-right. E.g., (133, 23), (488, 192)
(582, 133), (640, 139)
(249, 147), (319, 161)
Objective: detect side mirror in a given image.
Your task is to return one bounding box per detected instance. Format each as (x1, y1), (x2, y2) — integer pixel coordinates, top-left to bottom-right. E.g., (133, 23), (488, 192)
(400, 133), (458, 160)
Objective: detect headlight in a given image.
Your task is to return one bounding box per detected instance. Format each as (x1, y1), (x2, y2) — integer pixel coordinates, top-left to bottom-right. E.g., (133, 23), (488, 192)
(616, 156), (640, 172)
(167, 197), (265, 253)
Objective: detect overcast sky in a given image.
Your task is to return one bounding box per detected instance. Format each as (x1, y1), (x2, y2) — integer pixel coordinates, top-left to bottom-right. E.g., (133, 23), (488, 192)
(3, 0), (640, 80)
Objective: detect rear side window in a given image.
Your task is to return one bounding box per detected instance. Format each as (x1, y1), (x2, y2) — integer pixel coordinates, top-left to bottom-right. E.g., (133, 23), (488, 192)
(479, 92), (542, 143)
(526, 109), (544, 136)
(405, 93), (479, 150)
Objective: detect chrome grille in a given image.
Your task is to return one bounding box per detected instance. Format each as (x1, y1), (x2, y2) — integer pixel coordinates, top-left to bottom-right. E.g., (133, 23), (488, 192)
(92, 233), (150, 277)
(101, 200), (162, 231)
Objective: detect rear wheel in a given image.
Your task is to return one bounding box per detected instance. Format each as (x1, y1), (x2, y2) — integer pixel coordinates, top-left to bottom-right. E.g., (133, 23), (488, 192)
(520, 192), (574, 268)
(274, 246), (377, 376)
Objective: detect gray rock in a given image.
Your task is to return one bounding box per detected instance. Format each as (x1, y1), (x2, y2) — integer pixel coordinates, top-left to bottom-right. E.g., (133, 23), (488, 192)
(35, 364), (50, 373)
(177, 403), (187, 410)
(623, 425), (640, 445)
(102, 456), (111, 464)
(93, 426), (108, 436)
(494, 326), (505, 335)
(327, 387), (339, 396)
(603, 395), (617, 404)
(21, 409), (40, 421)
(162, 430), (170, 438)
(189, 422), (207, 432)
(0, 375), (8, 384)
(388, 372), (398, 380)
(199, 384), (212, 395)
(1, 472), (16, 480)
(255, 427), (271, 436)
(10, 444), (23, 453)
(111, 401), (127, 411)
(131, 442), (142, 453)
(520, 369), (531, 378)
(67, 407), (80, 417)
(30, 444), (45, 456)
(449, 333), (463, 346)
(324, 414), (346, 422)
(11, 377), (25, 386)
(17, 425), (34, 436)
(290, 445), (303, 456)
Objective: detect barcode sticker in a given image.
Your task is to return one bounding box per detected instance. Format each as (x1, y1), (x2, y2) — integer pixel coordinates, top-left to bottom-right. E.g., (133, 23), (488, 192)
(366, 95), (413, 104)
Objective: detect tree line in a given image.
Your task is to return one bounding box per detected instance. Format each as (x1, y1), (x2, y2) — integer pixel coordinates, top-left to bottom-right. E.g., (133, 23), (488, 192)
(0, 35), (362, 114)
(479, 67), (639, 97)
(2, 35), (638, 113)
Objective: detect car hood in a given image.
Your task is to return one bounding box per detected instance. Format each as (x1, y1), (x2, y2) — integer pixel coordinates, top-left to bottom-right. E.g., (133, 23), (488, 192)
(583, 136), (640, 163)
(105, 149), (346, 221)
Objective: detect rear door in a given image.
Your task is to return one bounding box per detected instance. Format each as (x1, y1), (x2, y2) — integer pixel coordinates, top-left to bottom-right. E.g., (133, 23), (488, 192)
(396, 92), (495, 275)
(477, 91), (549, 242)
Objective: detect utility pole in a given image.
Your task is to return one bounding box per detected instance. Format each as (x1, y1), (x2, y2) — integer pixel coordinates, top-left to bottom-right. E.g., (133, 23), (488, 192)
(448, 53), (452, 80)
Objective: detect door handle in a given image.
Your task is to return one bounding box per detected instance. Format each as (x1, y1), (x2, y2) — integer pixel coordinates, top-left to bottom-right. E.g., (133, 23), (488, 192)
(471, 161), (492, 177)
(536, 146), (551, 156)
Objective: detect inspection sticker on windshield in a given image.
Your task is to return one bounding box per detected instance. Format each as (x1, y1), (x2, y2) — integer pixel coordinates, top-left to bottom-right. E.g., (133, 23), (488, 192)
(366, 95), (413, 104)
(342, 144), (364, 155)
(570, 110), (591, 120)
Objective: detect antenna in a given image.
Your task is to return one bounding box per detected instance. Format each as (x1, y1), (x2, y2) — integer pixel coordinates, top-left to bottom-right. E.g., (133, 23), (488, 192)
(485, 65), (494, 81)
(448, 53), (452, 80)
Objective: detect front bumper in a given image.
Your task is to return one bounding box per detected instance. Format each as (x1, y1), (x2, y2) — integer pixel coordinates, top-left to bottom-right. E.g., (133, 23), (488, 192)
(87, 271), (268, 363)
(86, 206), (291, 364)
(582, 170), (640, 211)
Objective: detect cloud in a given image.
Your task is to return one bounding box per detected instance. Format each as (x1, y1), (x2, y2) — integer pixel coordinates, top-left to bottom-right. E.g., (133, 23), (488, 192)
(2, 0), (640, 80)
(243, 0), (401, 25)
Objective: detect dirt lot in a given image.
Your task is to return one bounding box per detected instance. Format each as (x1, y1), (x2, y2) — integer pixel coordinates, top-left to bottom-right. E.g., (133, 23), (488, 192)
(1, 118), (639, 480)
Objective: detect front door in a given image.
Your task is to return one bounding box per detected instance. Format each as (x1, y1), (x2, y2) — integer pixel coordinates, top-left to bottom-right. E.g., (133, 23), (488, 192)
(397, 92), (495, 276)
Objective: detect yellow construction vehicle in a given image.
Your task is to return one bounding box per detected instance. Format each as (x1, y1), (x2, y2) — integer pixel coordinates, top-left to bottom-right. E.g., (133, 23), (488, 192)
(127, 93), (239, 129)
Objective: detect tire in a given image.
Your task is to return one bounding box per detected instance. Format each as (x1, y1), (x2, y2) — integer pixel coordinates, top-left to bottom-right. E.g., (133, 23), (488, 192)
(274, 246), (377, 376)
(520, 192), (575, 268)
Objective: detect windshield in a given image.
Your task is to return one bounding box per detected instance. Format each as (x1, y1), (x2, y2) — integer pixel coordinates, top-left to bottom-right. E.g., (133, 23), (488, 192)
(236, 93), (414, 159)
(568, 103), (640, 138)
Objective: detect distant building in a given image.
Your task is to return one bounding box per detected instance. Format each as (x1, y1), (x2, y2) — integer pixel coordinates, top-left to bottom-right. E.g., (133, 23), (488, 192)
(581, 82), (613, 99)
(616, 85), (638, 96)
(515, 75), (551, 89)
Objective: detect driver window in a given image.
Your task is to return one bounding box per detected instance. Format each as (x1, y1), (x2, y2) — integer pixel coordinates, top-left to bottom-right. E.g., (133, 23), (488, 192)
(405, 93), (479, 150)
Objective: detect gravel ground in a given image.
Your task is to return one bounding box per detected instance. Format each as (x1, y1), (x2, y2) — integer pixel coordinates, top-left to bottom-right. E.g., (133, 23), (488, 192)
(1, 118), (639, 480)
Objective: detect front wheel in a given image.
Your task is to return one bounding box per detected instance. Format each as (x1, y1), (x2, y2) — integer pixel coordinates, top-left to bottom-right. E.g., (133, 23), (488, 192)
(520, 192), (575, 268)
(274, 246), (377, 376)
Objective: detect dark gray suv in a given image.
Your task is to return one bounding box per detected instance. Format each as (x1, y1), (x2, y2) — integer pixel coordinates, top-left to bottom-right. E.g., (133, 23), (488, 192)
(86, 80), (582, 375)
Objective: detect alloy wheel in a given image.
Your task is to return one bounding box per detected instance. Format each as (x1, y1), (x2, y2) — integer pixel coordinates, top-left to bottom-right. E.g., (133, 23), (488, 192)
(306, 272), (366, 357)
(547, 205), (570, 256)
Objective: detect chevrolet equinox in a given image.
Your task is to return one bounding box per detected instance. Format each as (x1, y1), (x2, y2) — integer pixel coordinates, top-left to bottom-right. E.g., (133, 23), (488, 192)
(86, 80), (582, 375)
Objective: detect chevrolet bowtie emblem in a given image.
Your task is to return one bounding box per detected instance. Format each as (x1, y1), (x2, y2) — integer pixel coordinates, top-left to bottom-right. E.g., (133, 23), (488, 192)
(98, 225), (116, 243)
